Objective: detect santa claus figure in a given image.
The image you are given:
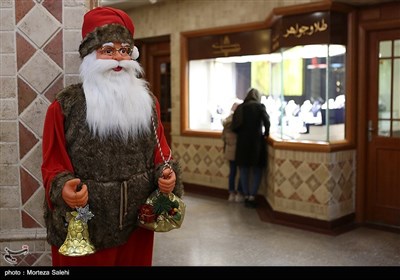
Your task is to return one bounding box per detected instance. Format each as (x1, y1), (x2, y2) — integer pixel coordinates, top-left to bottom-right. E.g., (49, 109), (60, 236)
(41, 7), (183, 266)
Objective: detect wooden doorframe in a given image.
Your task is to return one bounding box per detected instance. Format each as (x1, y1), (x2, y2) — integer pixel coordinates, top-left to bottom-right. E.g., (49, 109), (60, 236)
(135, 35), (172, 146)
(356, 7), (400, 224)
(135, 35), (170, 88)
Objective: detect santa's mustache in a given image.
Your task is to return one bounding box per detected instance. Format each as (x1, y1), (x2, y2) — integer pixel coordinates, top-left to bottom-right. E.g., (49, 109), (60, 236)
(80, 52), (144, 80)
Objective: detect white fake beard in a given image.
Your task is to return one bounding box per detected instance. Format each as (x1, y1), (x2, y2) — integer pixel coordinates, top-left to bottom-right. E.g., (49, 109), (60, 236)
(79, 52), (153, 142)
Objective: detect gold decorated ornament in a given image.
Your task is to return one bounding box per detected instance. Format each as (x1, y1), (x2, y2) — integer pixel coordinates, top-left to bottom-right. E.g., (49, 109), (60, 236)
(138, 190), (185, 232)
(58, 205), (96, 256)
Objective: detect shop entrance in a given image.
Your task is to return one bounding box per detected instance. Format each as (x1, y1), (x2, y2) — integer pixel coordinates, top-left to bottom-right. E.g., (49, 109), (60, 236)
(366, 28), (400, 227)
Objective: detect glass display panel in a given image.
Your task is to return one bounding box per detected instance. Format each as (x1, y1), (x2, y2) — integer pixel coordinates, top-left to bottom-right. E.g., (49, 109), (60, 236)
(188, 54), (270, 131)
(271, 44), (346, 142)
(187, 44), (346, 143)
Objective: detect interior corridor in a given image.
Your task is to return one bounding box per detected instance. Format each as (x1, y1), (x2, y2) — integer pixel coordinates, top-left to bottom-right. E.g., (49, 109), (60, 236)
(153, 193), (400, 266)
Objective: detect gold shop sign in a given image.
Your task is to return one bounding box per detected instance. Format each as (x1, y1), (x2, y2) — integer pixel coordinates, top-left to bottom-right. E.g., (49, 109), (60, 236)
(283, 18), (328, 38)
(188, 29), (270, 60)
(271, 11), (347, 52)
(212, 36), (241, 56)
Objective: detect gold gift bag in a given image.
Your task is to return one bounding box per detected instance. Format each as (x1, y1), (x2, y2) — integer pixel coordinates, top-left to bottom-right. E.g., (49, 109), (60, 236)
(138, 190), (185, 232)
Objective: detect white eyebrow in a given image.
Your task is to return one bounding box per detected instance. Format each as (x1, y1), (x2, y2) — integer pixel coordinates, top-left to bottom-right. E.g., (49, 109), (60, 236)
(101, 42), (131, 48)
(102, 42), (114, 47)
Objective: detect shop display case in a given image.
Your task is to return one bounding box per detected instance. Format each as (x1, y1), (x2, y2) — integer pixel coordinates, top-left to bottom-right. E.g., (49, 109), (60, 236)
(183, 9), (349, 145)
(269, 11), (348, 142)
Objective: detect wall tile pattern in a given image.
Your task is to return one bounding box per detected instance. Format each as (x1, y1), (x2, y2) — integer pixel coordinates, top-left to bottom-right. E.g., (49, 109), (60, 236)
(0, 0), (89, 266)
(173, 138), (356, 221)
(267, 148), (356, 221)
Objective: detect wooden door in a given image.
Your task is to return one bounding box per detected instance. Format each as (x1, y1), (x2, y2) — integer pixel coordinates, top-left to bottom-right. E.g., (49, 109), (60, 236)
(153, 55), (171, 146)
(366, 29), (400, 227)
(136, 36), (172, 146)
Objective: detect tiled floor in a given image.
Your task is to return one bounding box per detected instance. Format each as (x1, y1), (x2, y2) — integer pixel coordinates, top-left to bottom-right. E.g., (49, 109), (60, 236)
(153, 192), (400, 266)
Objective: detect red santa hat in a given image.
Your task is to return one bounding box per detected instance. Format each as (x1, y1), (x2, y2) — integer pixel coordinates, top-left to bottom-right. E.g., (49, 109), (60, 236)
(79, 7), (139, 59)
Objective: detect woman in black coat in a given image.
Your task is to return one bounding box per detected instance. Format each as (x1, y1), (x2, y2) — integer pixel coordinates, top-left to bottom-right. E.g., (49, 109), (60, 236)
(232, 88), (270, 208)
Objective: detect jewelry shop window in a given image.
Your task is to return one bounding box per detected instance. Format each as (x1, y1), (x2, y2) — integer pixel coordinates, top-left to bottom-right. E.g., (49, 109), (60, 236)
(181, 10), (350, 146)
(269, 11), (348, 143)
(268, 44), (346, 141)
(182, 27), (270, 135)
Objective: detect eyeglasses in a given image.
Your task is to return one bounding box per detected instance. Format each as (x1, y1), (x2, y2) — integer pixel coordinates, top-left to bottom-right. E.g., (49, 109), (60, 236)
(98, 46), (133, 57)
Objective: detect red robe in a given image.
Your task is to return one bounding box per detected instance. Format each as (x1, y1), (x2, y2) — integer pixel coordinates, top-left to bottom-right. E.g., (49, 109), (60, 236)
(42, 100), (171, 266)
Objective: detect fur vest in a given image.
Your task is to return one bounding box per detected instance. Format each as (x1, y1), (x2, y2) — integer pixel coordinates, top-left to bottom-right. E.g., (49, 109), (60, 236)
(44, 84), (183, 250)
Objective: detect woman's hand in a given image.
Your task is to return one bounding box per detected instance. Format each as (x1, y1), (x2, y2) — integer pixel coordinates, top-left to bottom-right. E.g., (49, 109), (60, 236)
(158, 168), (176, 193)
(62, 178), (88, 209)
